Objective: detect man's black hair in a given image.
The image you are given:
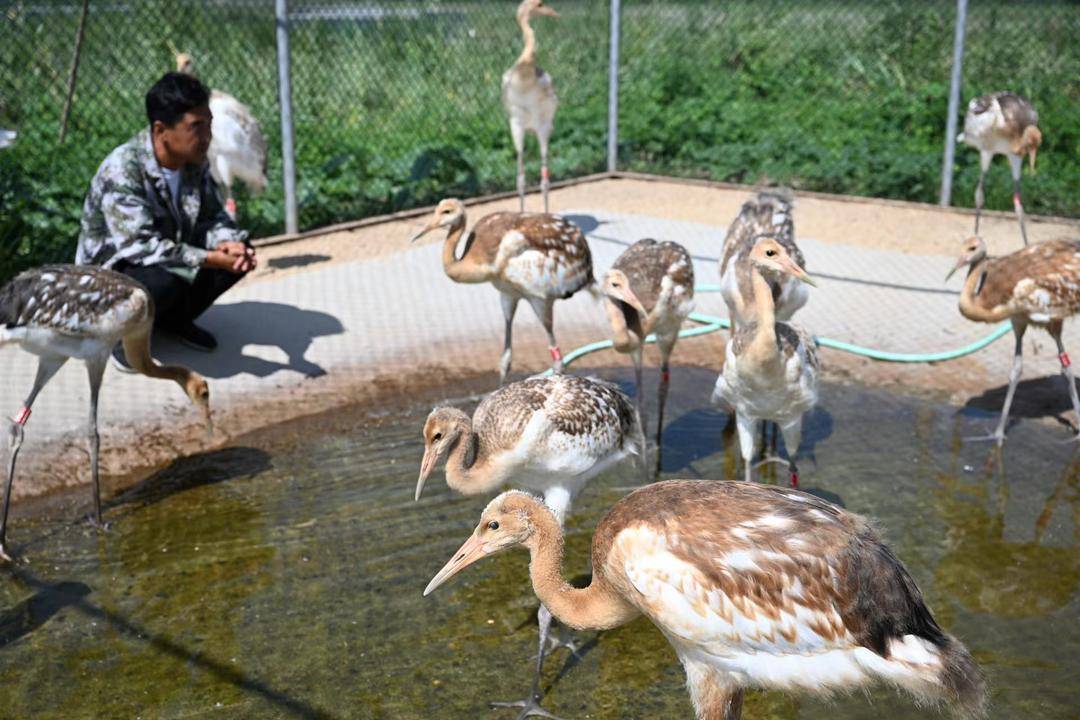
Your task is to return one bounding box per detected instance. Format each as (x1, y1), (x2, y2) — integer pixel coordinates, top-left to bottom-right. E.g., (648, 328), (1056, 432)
(145, 72), (210, 127)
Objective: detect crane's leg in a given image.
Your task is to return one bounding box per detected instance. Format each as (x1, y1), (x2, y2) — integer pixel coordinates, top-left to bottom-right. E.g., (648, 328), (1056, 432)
(779, 418), (803, 488)
(655, 342), (674, 478)
(1049, 321), (1080, 440)
(529, 297), (563, 375)
(539, 130), (551, 214)
(1008, 154), (1030, 246)
(0, 356), (67, 561)
(500, 293), (520, 386)
(86, 357), (109, 530)
(974, 151), (991, 237)
(687, 663), (744, 720)
(735, 412), (758, 483)
(489, 603), (566, 720)
(511, 122), (527, 212)
(967, 320), (1026, 445)
(630, 347), (651, 483)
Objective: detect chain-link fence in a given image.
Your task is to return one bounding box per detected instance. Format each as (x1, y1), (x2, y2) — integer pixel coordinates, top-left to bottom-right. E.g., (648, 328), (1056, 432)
(1, 0), (1078, 283)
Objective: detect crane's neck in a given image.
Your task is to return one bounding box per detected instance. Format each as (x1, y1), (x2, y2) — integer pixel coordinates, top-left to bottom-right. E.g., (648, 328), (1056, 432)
(516, 12), (537, 67)
(122, 329), (198, 393)
(523, 501), (639, 631)
(441, 220), (491, 284)
(746, 266), (780, 365)
(603, 298), (642, 353)
(958, 258), (1009, 323)
(444, 423), (504, 495)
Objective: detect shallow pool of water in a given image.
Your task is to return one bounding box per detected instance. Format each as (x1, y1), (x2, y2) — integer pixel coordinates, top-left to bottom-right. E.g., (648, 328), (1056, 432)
(0, 366), (1076, 719)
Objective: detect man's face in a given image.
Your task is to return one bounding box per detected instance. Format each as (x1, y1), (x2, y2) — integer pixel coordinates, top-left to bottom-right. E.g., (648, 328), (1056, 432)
(154, 103), (212, 166)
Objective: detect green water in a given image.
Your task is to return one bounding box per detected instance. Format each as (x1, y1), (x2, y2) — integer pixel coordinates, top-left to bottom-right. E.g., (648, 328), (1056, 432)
(0, 367), (1076, 719)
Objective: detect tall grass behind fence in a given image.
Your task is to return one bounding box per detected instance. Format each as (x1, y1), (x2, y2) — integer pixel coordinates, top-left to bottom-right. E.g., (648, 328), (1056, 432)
(618, 0), (1079, 217)
(0, 1), (1077, 286)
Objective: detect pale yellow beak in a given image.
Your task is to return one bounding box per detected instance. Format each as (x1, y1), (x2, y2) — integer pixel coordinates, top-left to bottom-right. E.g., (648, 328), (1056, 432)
(424, 532), (488, 596)
(415, 444), (441, 501)
(945, 257), (967, 282)
(781, 257), (817, 287)
(410, 222), (438, 243)
(536, 5), (559, 17)
(203, 405), (214, 440)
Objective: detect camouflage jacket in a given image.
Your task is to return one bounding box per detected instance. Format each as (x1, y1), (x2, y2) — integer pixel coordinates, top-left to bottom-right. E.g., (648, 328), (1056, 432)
(75, 129), (248, 283)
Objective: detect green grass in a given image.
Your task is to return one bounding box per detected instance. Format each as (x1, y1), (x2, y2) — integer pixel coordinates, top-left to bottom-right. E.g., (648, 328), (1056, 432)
(0, 0), (1077, 282)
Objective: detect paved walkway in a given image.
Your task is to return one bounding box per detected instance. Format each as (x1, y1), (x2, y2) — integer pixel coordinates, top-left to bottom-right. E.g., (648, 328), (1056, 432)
(2, 205), (1076, 499)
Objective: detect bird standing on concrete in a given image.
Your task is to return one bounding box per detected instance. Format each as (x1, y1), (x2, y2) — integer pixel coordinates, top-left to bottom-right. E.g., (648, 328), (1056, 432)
(719, 190), (808, 334)
(602, 239), (694, 475)
(173, 47), (268, 220)
(502, 0), (559, 212)
(417, 372), (643, 719)
(425, 480), (987, 720)
(958, 91), (1042, 246)
(712, 238), (818, 486)
(0, 265), (211, 561)
(947, 236), (1080, 444)
(411, 199), (594, 384)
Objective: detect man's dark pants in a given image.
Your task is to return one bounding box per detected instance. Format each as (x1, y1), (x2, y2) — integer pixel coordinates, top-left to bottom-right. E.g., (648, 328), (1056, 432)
(115, 262), (242, 331)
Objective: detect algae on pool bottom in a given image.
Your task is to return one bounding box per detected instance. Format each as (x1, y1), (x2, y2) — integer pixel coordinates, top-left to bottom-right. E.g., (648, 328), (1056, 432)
(0, 367), (1076, 719)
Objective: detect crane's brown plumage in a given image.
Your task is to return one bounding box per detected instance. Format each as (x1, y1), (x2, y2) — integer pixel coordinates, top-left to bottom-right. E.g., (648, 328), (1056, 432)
(427, 480), (987, 720)
(0, 264), (210, 561)
(949, 236), (1080, 444)
(603, 239), (695, 475)
(412, 198), (594, 383)
(719, 190), (807, 331)
(959, 91), (1041, 245)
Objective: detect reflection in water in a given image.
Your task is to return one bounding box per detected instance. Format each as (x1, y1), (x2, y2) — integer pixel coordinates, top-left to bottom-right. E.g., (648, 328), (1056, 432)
(0, 367), (1075, 719)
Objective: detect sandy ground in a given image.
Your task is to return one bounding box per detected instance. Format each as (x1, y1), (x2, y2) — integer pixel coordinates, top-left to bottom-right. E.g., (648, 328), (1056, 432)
(2, 176), (1078, 505)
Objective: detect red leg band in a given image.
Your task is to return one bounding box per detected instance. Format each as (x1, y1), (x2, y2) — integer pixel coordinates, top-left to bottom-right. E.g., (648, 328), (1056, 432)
(1013, 193), (1022, 207)
(12, 407), (30, 426)
(790, 470), (798, 488)
(661, 370), (670, 384)
(1061, 352), (1071, 368)
(541, 167), (550, 182)
(550, 346), (562, 363)
(225, 198), (237, 215)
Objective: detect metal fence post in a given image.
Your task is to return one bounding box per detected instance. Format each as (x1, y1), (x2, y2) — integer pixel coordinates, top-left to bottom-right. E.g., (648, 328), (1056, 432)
(275, 0), (299, 235)
(939, 0), (968, 207)
(607, 0), (621, 173)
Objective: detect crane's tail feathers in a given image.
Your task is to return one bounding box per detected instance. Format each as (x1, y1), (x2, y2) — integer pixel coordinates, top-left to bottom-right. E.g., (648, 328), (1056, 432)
(938, 635), (988, 720)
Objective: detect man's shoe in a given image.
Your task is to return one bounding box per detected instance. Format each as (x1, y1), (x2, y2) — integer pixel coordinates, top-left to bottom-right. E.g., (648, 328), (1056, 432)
(166, 322), (218, 352)
(111, 345), (137, 374)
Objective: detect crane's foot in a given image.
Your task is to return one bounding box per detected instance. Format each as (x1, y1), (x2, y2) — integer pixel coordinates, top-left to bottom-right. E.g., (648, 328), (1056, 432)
(86, 515), (111, 532)
(490, 695), (566, 720)
(531, 628), (585, 661)
(0, 543), (13, 563)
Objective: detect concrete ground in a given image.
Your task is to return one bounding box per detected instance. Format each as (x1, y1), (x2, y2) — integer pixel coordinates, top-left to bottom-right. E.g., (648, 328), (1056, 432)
(2, 176), (1079, 502)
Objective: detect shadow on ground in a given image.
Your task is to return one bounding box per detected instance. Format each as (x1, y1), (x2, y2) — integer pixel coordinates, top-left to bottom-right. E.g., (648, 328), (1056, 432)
(964, 375), (1078, 425)
(153, 301), (344, 379)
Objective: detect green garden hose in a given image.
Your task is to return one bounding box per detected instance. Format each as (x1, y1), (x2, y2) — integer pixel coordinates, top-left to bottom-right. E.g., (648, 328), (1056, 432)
(550, 283), (1011, 372)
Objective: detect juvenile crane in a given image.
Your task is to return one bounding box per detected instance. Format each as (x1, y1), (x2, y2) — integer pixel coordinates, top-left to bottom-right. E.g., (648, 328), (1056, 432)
(173, 48), (268, 219)
(719, 190), (808, 333)
(947, 236), (1080, 444)
(712, 238), (818, 486)
(425, 480), (987, 720)
(503, 0), (559, 212)
(602, 239), (694, 475)
(0, 265), (211, 561)
(416, 373), (643, 719)
(958, 91), (1042, 246)
(411, 198), (594, 384)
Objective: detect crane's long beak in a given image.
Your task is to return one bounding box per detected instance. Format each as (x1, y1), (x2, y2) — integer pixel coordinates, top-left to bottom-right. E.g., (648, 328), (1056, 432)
(415, 445), (440, 501)
(782, 258), (817, 287)
(410, 222), (437, 243)
(945, 257), (966, 282)
(424, 532), (488, 596)
(537, 6), (559, 17)
(204, 405), (214, 441)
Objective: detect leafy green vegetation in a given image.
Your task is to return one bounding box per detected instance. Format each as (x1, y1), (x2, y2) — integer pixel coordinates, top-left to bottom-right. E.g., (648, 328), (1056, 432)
(0, 0), (1076, 282)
